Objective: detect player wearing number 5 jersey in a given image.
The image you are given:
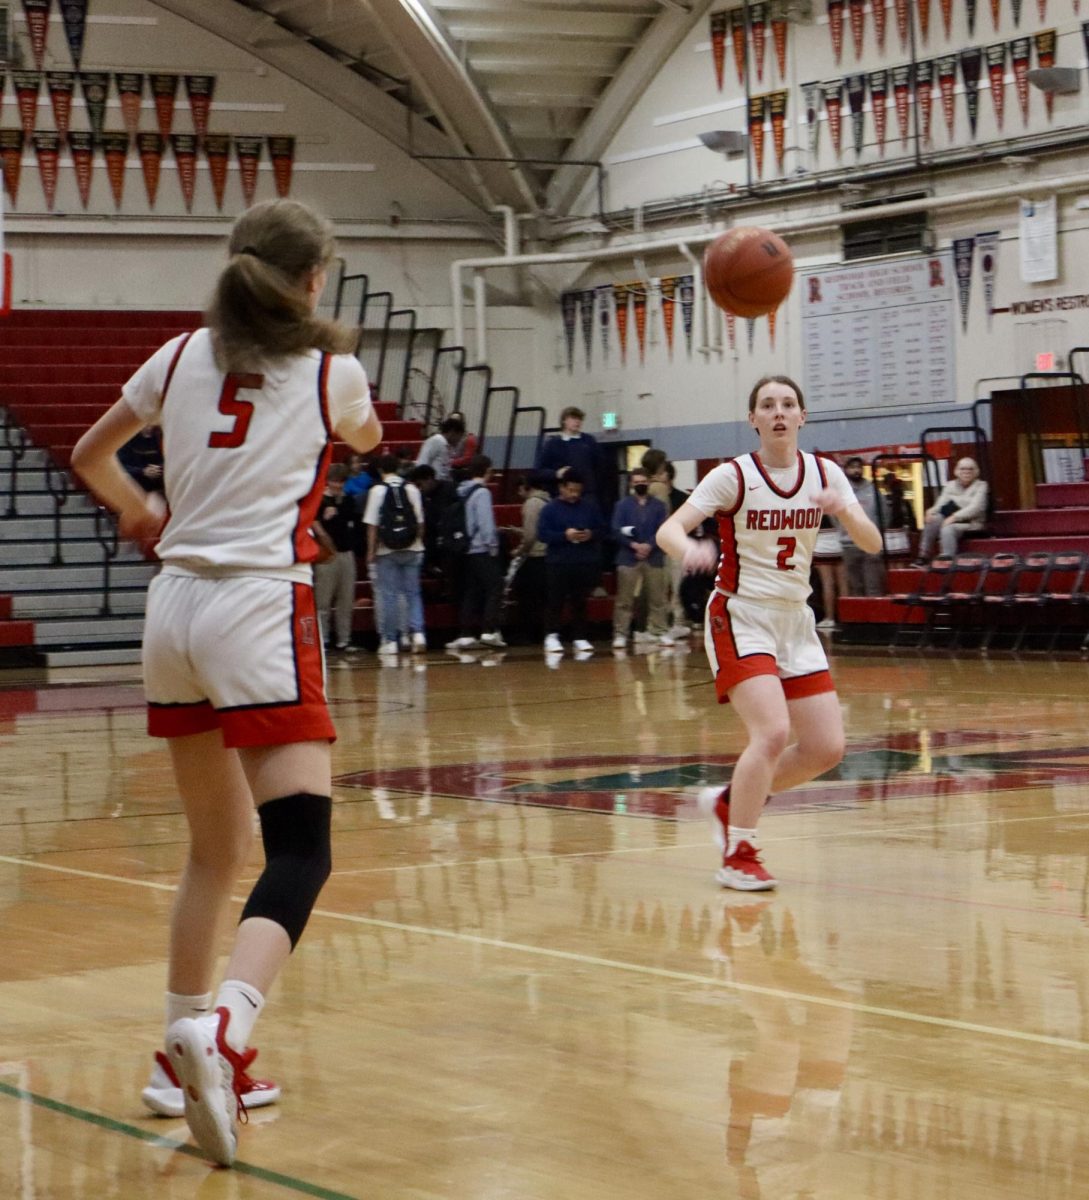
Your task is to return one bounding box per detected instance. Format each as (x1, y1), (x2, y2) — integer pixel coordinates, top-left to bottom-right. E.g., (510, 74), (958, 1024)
(71, 200), (382, 1166)
(656, 375), (880, 892)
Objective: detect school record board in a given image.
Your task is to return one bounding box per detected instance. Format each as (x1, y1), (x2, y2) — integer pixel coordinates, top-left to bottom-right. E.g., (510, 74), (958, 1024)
(801, 253), (957, 411)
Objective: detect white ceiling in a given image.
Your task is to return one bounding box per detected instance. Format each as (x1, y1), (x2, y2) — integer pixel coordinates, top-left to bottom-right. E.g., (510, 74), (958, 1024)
(153, 0), (713, 216)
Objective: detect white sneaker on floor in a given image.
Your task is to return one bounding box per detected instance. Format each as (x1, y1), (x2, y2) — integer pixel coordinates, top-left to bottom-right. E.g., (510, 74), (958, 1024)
(573, 639), (593, 653)
(633, 631), (656, 644)
(166, 1010), (250, 1167)
(480, 632), (507, 648)
(377, 641), (399, 655)
(658, 633), (675, 647)
(612, 635), (627, 649)
(670, 624), (691, 638)
(411, 632), (428, 652)
(445, 636), (478, 650)
(142, 1048), (280, 1119)
(543, 633), (563, 653)
(815, 618), (837, 630)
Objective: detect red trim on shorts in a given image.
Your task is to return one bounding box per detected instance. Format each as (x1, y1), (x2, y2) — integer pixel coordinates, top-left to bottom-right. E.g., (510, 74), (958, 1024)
(714, 459), (745, 595)
(220, 703), (335, 748)
(147, 700), (218, 738)
(707, 592), (779, 703)
(752, 450), (804, 498)
(781, 669), (835, 700)
(292, 355), (334, 563)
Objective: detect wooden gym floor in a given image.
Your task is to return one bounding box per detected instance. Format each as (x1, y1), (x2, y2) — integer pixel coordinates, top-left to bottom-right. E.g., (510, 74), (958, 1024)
(1, 644), (1088, 1199)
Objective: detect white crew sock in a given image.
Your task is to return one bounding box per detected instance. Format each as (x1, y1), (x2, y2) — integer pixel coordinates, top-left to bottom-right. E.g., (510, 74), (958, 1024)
(165, 990), (213, 1035)
(214, 979), (265, 1052)
(726, 826), (759, 858)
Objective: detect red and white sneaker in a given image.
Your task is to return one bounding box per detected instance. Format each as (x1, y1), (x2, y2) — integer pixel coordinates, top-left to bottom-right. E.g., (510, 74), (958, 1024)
(697, 785), (731, 852)
(716, 840), (777, 892)
(165, 1007), (260, 1166)
(142, 1046), (280, 1119)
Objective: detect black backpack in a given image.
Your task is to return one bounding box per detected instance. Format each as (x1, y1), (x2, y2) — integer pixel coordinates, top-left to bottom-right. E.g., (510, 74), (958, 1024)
(376, 480), (419, 550)
(436, 484), (482, 557)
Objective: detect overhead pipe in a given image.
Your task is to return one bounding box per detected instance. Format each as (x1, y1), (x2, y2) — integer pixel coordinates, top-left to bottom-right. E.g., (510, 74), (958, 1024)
(450, 170), (1089, 355)
(492, 204), (519, 257)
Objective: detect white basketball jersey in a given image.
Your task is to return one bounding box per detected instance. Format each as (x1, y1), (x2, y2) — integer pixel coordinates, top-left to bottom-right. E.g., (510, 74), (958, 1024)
(122, 328), (371, 577)
(690, 452), (841, 608)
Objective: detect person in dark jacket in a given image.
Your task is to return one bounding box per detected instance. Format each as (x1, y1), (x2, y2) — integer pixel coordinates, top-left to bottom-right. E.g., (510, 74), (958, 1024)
(536, 406), (602, 495)
(536, 469), (606, 655)
(611, 467), (671, 649)
(118, 427), (165, 492)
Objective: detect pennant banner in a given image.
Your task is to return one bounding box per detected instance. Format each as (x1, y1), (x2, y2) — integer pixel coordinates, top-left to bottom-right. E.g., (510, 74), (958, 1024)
(751, 2), (768, 82)
(917, 0), (932, 42)
(967, 0), (978, 33)
(986, 43), (1006, 129)
(846, 73), (867, 157)
(185, 75), (216, 141)
(1010, 37), (1031, 125)
(67, 127), (93, 208)
(868, 69), (888, 155)
(679, 275), (695, 356)
(915, 59), (934, 143)
(579, 289), (595, 368)
(235, 135), (263, 207)
(79, 71), (109, 138)
(803, 80), (822, 158)
(171, 133), (198, 211)
(100, 130), (129, 210)
(267, 135), (295, 198)
(0, 129), (24, 206)
(849, 0), (866, 59)
(937, 54), (958, 139)
(873, 0), (888, 50)
(940, 0), (954, 38)
(561, 291), (577, 373)
(32, 129), (60, 210)
(749, 93), (767, 178)
(976, 230), (999, 328)
(614, 284), (630, 365)
(990, 0), (1001, 28)
(46, 71), (75, 142)
(892, 63), (913, 146)
(828, 0), (846, 62)
(822, 78), (845, 157)
(895, 0), (911, 47)
(596, 283), (612, 361)
(746, 317), (756, 353)
(632, 290), (648, 366)
(1011, 0), (1022, 23)
(13, 72), (41, 137)
(137, 130), (164, 206)
(1034, 29), (1056, 119)
(204, 133), (230, 211)
(953, 236), (974, 332)
(768, 89), (788, 173)
(725, 309), (736, 351)
(660, 277), (676, 359)
(960, 47), (983, 137)
(115, 72), (144, 138)
(23, 0), (52, 71)
(149, 74), (179, 139)
(771, 14), (788, 77)
(710, 11), (728, 92)
(730, 10), (748, 86)
(59, 0), (88, 70)
(768, 308), (777, 350)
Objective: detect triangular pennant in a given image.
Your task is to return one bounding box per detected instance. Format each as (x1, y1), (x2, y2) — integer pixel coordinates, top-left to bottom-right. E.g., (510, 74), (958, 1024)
(729, 10), (748, 85)
(803, 81), (823, 158)
(892, 64), (913, 146)
(171, 133), (198, 212)
(561, 292), (577, 373)
(771, 15), (788, 76)
(873, 0), (888, 50)
(746, 318), (756, 353)
(917, 0), (931, 42)
(660, 276), (677, 359)
(267, 135), (295, 197)
(709, 11), (728, 91)
(748, 93), (767, 178)
(915, 59), (934, 142)
(614, 284), (630, 365)
(768, 90), (788, 173)
(960, 47), (983, 137)
(596, 283), (612, 360)
(976, 231), (999, 328)
(990, 0), (1001, 28)
(966, 0), (978, 33)
(0, 130), (24, 206)
(940, 0), (954, 38)
(100, 131), (129, 210)
(953, 236), (974, 332)
(827, 0), (846, 61)
(32, 129), (60, 210)
(46, 71), (75, 142)
(137, 131), (164, 207)
(822, 78), (845, 157)
(679, 275), (695, 356)
(750, 2), (768, 81)
(846, 73), (867, 157)
(115, 73), (145, 138)
(632, 290), (648, 365)
(1034, 29), (1056, 119)
(13, 72), (41, 138)
(848, 0), (866, 59)
(986, 43), (1006, 129)
(1010, 37), (1031, 125)
(67, 128), (93, 208)
(79, 71), (109, 138)
(725, 310), (736, 351)
(148, 74), (179, 139)
(937, 54), (958, 139)
(895, 0), (911, 46)
(203, 133), (230, 210)
(580, 289), (595, 368)
(184, 75), (216, 141)
(767, 308), (778, 349)
(1011, 0), (1022, 22)
(868, 70), (888, 155)
(22, 1), (52, 71)
(59, 0), (88, 71)
(235, 135), (263, 206)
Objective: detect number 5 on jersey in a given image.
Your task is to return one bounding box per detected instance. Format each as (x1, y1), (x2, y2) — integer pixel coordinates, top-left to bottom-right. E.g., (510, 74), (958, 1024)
(208, 373), (264, 448)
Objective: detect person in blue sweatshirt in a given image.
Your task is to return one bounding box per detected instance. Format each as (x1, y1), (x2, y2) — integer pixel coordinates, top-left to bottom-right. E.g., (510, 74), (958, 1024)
(536, 468), (606, 655)
(610, 467), (672, 649)
(536, 406), (603, 496)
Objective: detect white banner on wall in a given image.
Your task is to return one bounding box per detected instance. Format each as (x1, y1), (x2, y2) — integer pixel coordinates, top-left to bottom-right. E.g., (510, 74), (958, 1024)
(801, 253), (957, 411)
(1019, 197), (1057, 284)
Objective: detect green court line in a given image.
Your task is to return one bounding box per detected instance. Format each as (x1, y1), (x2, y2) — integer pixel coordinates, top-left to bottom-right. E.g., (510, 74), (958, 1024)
(0, 1080), (361, 1200)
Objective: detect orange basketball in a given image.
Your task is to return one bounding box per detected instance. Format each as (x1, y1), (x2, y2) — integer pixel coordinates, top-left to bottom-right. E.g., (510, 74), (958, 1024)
(702, 226), (794, 319)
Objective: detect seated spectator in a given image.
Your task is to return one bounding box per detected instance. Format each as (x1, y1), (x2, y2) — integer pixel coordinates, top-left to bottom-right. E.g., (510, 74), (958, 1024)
(118, 427), (164, 492)
(415, 415), (465, 480)
(446, 410), (479, 472)
(536, 406), (601, 495)
(537, 468), (606, 656)
(840, 456), (886, 596)
(314, 462), (361, 652)
(364, 453), (427, 656)
(915, 458), (988, 564)
(611, 468), (671, 649)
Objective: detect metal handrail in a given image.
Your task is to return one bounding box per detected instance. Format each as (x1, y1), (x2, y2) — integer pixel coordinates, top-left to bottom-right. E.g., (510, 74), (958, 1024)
(2, 409), (28, 518)
(44, 460), (70, 565)
(93, 506), (120, 616)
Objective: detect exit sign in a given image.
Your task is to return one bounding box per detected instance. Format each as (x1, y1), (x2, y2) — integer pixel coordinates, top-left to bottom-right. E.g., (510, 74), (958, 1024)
(601, 412), (620, 430)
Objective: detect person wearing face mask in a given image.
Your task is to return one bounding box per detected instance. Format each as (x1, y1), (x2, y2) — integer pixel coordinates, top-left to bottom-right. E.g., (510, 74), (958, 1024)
(611, 467), (671, 649)
(914, 457), (988, 565)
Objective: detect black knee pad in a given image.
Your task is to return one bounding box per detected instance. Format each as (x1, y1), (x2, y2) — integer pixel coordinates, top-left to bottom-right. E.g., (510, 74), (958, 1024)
(240, 792), (332, 949)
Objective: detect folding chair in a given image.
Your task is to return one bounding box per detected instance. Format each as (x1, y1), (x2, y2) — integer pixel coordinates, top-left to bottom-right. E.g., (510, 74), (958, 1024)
(1041, 551), (1087, 652)
(1008, 551), (1054, 653)
(978, 552), (1022, 652)
(917, 552), (989, 649)
(889, 555), (954, 649)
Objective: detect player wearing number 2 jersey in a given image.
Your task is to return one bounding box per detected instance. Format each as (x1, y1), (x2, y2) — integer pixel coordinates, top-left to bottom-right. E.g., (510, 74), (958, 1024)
(656, 375), (880, 892)
(72, 200), (382, 1166)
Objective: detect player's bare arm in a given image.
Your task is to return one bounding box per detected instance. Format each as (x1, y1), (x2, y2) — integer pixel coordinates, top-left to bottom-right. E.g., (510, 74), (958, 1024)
(657, 500), (719, 573)
(335, 407), (383, 454)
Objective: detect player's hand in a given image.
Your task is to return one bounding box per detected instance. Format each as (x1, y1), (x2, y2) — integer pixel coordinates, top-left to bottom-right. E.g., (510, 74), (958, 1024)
(683, 538), (718, 575)
(119, 491), (167, 543)
(815, 486), (847, 516)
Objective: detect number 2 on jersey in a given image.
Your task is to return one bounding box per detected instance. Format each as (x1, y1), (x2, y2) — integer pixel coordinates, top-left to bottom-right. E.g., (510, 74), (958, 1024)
(776, 536), (797, 571)
(208, 373), (264, 449)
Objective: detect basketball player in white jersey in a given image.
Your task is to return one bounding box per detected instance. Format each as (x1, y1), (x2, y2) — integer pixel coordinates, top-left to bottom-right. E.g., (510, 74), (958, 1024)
(71, 200), (382, 1165)
(656, 375), (881, 890)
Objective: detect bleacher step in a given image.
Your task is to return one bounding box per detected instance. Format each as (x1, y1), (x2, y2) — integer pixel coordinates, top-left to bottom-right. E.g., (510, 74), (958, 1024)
(991, 507), (1089, 536)
(1036, 481), (1089, 508)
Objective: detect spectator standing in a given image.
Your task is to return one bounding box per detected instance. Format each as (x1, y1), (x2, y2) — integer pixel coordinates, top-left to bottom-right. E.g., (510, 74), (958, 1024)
(446, 410), (479, 473)
(840, 456), (886, 596)
(408, 463), (457, 577)
(415, 415), (466, 480)
(915, 458), (989, 563)
(314, 462), (361, 652)
(446, 454), (506, 651)
(342, 452), (374, 512)
(510, 471), (551, 642)
(536, 406), (601, 495)
(537, 469), (606, 655)
(611, 468), (671, 649)
(364, 453), (427, 656)
(118, 427), (165, 492)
